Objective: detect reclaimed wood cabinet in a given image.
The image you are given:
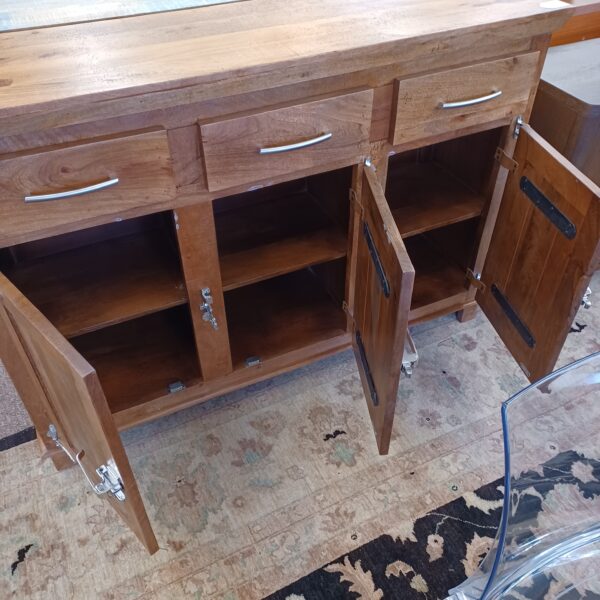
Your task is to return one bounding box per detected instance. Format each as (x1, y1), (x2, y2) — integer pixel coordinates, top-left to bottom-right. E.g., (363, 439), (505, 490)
(1, 0), (598, 554)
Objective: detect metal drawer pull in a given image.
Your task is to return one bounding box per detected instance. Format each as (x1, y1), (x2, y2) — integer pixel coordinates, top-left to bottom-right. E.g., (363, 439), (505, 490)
(47, 424), (126, 501)
(440, 90), (502, 109)
(24, 177), (119, 203)
(258, 132), (332, 155)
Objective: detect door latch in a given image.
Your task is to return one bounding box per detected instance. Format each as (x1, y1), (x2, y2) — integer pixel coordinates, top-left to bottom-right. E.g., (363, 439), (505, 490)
(47, 425), (126, 501)
(513, 115), (524, 139)
(200, 288), (218, 330)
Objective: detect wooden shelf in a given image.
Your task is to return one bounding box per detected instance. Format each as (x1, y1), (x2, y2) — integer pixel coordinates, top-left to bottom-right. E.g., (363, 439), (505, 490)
(220, 229), (347, 291)
(5, 231), (187, 338)
(405, 233), (469, 313)
(225, 267), (347, 369)
(215, 186), (347, 290)
(72, 307), (200, 415)
(386, 161), (485, 238)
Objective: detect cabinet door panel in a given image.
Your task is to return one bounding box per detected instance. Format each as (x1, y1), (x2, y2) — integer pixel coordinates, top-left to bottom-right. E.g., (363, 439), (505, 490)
(0, 274), (158, 553)
(478, 124), (600, 381)
(352, 166), (415, 454)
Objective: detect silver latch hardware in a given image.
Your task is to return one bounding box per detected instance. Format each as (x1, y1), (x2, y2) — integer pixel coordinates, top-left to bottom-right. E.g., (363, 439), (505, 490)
(200, 288), (218, 330)
(513, 115), (524, 139)
(168, 380), (186, 393)
(582, 287), (592, 309)
(245, 356), (261, 367)
(47, 425), (126, 501)
(401, 331), (418, 378)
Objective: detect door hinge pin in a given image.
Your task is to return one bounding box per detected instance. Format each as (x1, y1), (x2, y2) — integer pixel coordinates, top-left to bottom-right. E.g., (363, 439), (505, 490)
(494, 147), (518, 172)
(582, 287), (592, 309)
(466, 268), (486, 291)
(513, 115), (524, 139)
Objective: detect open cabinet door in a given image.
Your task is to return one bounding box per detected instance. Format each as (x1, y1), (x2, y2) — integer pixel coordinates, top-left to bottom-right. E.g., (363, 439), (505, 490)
(478, 123), (600, 382)
(0, 274), (158, 553)
(352, 165), (415, 454)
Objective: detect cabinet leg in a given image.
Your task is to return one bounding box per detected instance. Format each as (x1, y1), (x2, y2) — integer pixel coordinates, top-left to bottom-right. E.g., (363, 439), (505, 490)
(456, 301), (478, 323)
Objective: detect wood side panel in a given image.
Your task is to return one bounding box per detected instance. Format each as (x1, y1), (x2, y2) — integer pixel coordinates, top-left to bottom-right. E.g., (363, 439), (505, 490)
(0, 302), (71, 470)
(391, 53), (540, 146)
(174, 203), (233, 380)
(551, 12), (600, 45)
(200, 90), (373, 191)
(0, 130), (176, 248)
(477, 125), (600, 381)
(353, 167), (414, 454)
(0, 273), (158, 553)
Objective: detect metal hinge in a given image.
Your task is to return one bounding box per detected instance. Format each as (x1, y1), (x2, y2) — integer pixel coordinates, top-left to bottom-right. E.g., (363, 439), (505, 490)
(47, 425), (126, 501)
(513, 115), (524, 139)
(200, 287), (218, 330)
(466, 268), (486, 291)
(401, 331), (418, 378)
(582, 287), (592, 309)
(494, 147), (518, 172)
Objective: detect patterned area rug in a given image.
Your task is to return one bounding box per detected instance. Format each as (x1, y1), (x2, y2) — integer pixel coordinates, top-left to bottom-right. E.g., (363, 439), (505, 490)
(267, 450), (600, 600)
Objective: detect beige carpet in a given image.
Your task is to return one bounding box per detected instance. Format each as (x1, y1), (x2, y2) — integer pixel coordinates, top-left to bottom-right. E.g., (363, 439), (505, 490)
(1, 274), (598, 599)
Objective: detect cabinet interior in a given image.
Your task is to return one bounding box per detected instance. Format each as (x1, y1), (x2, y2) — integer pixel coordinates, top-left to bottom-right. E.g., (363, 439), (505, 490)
(0, 213), (200, 414)
(214, 167), (351, 369)
(386, 127), (502, 321)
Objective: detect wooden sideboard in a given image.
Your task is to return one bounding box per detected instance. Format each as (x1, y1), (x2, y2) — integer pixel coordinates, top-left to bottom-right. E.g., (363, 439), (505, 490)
(1, 0), (599, 553)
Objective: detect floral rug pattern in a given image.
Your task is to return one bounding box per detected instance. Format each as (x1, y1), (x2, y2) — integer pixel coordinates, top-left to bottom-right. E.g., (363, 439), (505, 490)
(267, 450), (600, 600)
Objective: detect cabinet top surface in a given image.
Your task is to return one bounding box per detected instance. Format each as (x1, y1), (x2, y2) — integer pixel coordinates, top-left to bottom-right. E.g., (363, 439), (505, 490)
(0, 0), (572, 120)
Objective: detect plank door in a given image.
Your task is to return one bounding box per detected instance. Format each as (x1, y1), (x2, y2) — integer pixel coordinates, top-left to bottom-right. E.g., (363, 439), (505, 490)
(477, 123), (600, 382)
(352, 165), (415, 455)
(0, 274), (158, 553)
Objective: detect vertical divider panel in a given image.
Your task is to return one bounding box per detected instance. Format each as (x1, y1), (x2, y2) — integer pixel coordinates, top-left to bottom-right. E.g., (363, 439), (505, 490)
(174, 202), (233, 380)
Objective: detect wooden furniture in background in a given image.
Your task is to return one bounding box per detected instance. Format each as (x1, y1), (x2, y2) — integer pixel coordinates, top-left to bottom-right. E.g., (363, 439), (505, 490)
(1, 0), (598, 553)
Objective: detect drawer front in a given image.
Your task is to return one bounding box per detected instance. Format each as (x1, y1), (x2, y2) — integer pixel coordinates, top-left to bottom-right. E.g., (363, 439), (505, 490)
(200, 90), (374, 192)
(391, 53), (540, 146)
(0, 130), (176, 246)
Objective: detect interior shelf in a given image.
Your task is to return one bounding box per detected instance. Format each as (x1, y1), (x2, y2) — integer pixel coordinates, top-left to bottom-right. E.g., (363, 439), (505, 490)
(406, 219), (478, 315)
(225, 264), (347, 369)
(3, 221), (187, 338)
(387, 161), (485, 238)
(215, 172), (349, 291)
(72, 307), (200, 415)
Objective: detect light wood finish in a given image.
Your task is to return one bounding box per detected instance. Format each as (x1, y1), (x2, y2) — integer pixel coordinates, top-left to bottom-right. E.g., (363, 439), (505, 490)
(0, 130), (176, 247)
(352, 166), (414, 455)
(175, 202), (233, 380)
(200, 90), (373, 191)
(0, 0), (571, 124)
(391, 53), (540, 146)
(478, 124), (600, 381)
(531, 39), (600, 186)
(72, 307), (201, 415)
(551, 11), (600, 45)
(225, 267), (347, 370)
(4, 230), (187, 338)
(0, 273), (158, 553)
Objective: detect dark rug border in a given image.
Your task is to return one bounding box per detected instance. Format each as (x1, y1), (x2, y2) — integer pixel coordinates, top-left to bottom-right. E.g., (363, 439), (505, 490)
(0, 426), (36, 452)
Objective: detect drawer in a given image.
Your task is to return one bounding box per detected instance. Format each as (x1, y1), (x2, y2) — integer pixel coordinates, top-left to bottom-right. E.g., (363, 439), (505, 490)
(391, 53), (540, 146)
(199, 90), (374, 192)
(0, 130), (176, 246)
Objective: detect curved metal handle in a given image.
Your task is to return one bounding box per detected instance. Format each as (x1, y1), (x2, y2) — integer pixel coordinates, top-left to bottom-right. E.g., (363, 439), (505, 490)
(258, 132), (332, 155)
(440, 90), (502, 110)
(24, 177), (119, 203)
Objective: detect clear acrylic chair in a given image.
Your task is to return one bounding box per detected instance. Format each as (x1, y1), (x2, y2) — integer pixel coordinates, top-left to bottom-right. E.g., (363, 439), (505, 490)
(447, 351), (600, 600)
